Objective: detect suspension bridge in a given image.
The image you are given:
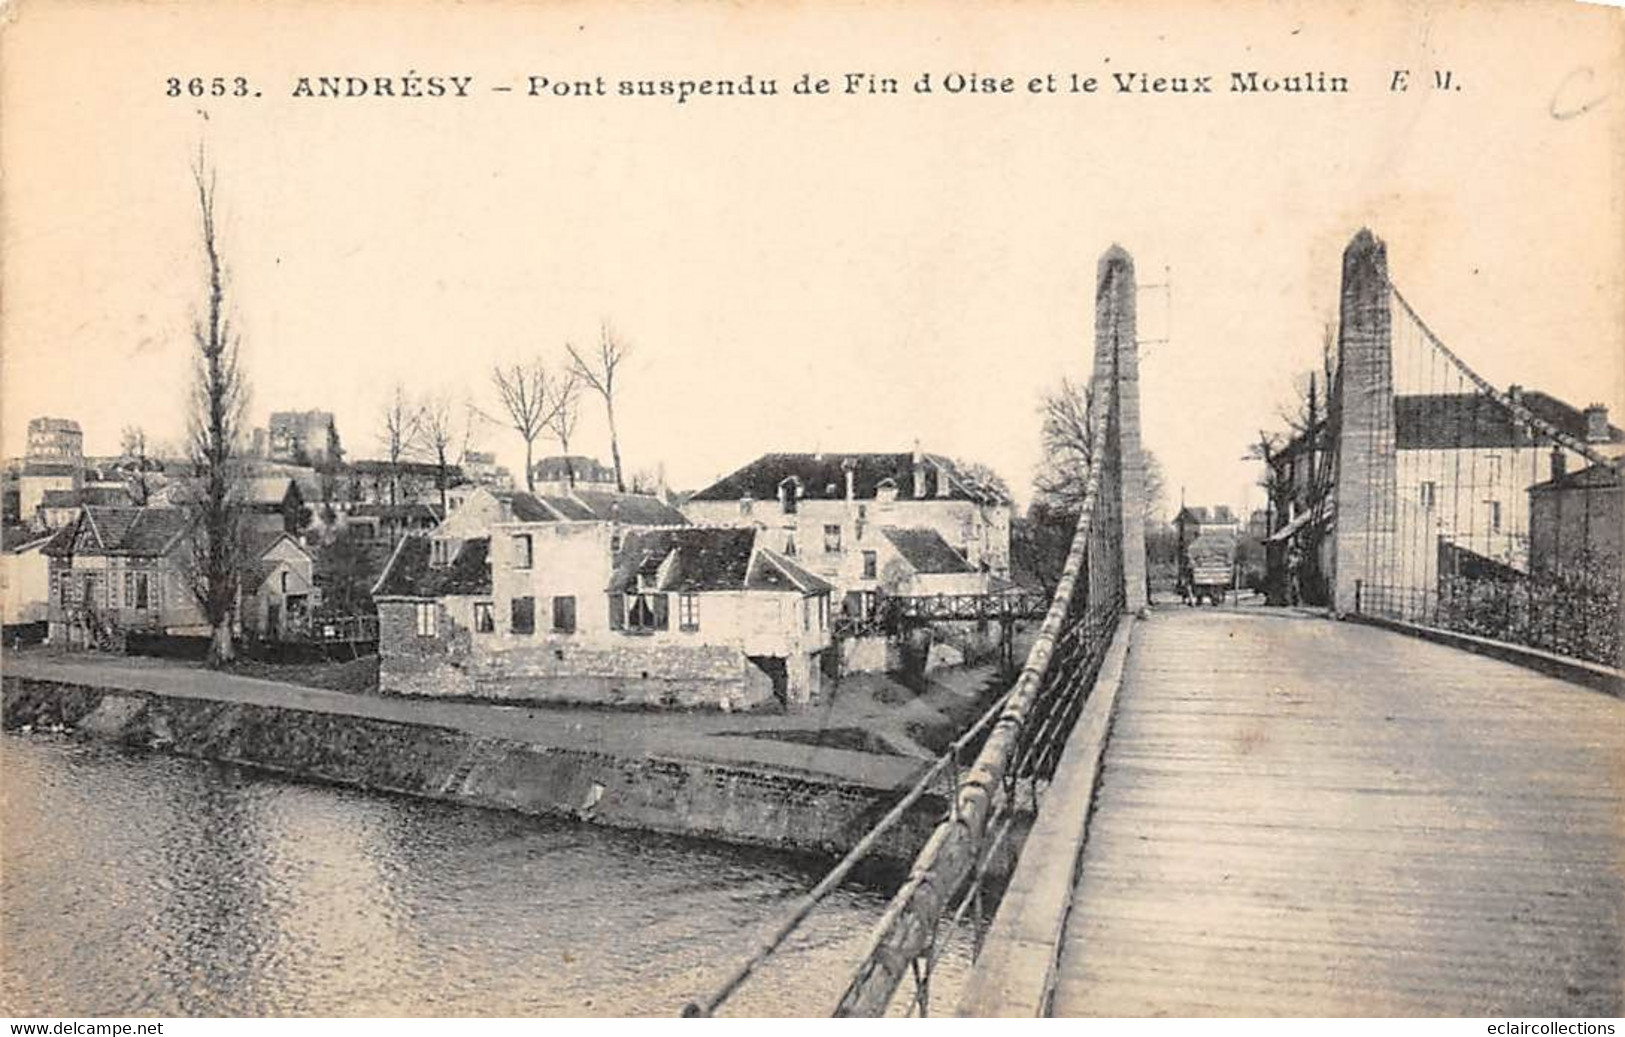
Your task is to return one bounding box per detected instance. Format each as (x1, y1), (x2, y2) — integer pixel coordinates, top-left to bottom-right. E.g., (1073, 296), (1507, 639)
(683, 233), (1624, 1018)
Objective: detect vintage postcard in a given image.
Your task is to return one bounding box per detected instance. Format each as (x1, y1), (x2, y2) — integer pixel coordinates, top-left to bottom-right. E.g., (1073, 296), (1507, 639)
(1, 0), (1622, 1022)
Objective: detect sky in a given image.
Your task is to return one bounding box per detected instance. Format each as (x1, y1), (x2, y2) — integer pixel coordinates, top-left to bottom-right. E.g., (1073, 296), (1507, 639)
(3, 0), (1622, 521)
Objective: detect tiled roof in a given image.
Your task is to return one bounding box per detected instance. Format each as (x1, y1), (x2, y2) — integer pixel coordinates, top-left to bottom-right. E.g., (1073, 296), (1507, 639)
(502, 489), (689, 525)
(42, 506), (192, 558)
(374, 536), (493, 598)
(689, 452), (1006, 504)
(572, 490), (687, 526)
(613, 528), (758, 593)
(350, 503), (442, 522)
(21, 462), (80, 478)
(880, 527), (976, 574)
(1395, 392), (1623, 450)
(39, 485), (133, 509)
(748, 549), (834, 594)
(509, 492), (559, 522)
(539, 494), (598, 521)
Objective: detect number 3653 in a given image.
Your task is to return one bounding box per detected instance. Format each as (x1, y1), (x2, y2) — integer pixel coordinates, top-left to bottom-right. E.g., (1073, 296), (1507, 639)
(166, 77), (256, 98)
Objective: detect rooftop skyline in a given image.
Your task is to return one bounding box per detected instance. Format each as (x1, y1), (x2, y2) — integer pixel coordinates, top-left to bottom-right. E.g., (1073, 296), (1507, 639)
(3, 2), (1620, 521)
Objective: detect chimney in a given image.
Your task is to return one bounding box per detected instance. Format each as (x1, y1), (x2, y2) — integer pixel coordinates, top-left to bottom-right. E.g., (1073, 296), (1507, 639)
(1584, 403), (1610, 444)
(1507, 384), (1523, 407)
(842, 458), (856, 502)
(911, 440), (925, 499)
(1550, 447), (1567, 482)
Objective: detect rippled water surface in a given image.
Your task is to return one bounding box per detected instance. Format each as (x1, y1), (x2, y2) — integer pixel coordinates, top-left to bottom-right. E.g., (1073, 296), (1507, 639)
(0, 737), (971, 1017)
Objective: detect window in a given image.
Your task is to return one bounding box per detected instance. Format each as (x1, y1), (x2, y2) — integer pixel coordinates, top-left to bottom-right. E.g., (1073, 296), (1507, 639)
(817, 594), (829, 630)
(511, 595), (535, 634)
(779, 478), (799, 514)
(626, 593), (668, 633)
(1486, 500), (1502, 533)
(802, 597), (810, 632)
(415, 602), (437, 638)
(784, 535), (797, 557)
(823, 524), (842, 553)
(1419, 481), (1437, 509)
(678, 593), (700, 631)
(124, 572), (150, 611)
(552, 595), (577, 634)
(513, 533), (533, 569)
(862, 550), (878, 579)
(740, 497), (754, 517)
(281, 571), (291, 594)
(474, 601), (495, 633)
(431, 539), (449, 566)
(1485, 455), (1502, 482)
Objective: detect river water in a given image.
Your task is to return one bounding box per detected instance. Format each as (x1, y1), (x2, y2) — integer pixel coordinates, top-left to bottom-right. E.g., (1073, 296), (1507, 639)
(0, 736), (972, 1017)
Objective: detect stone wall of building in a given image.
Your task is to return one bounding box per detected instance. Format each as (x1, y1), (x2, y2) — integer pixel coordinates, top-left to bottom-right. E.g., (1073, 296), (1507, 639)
(377, 598), (781, 710)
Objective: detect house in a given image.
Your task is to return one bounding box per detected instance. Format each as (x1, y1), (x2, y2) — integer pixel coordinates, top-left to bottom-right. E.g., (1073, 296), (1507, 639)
(374, 521), (832, 711)
(40, 506), (322, 647)
(151, 475), (305, 536)
(1, 526), (55, 627)
(238, 531), (320, 640)
(682, 449), (1013, 608)
(1392, 390), (1623, 571)
(41, 506), (206, 644)
(345, 503), (444, 545)
(1527, 458), (1623, 576)
(372, 482), (830, 710)
(532, 455), (618, 493)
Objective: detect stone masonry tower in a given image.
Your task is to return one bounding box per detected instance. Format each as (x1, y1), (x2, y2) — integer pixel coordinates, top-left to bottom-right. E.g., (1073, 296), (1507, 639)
(1330, 228), (1396, 614)
(1096, 245), (1150, 614)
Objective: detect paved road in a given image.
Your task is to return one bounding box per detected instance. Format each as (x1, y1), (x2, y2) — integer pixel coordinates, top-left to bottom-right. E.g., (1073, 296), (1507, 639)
(1045, 608), (1624, 1016)
(3, 650), (1009, 790)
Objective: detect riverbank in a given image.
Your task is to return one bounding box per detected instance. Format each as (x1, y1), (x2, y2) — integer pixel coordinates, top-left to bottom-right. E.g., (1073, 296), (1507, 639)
(1, 649), (1017, 862)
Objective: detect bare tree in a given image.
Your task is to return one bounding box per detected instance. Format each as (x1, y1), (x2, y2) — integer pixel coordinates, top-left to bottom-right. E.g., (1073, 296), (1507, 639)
(1033, 377), (1095, 513)
(544, 369), (583, 488)
(181, 147), (249, 667)
(120, 425), (154, 505)
(491, 359), (554, 492)
(418, 392), (460, 513)
(567, 322), (630, 492)
(378, 382), (423, 506)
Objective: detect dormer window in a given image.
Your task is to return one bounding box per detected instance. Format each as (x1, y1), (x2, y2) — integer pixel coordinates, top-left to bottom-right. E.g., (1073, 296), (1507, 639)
(876, 478), (899, 504)
(779, 477), (801, 514)
(740, 495), (754, 517)
(431, 539), (450, 567)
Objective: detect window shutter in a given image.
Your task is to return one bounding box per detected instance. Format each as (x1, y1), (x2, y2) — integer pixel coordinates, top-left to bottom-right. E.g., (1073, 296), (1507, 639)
(608, 592), (624, 630)
(653, 593), (669, 631)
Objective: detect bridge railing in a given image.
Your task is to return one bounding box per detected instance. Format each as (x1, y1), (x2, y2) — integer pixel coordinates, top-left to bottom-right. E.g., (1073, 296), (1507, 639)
(684, 329), (1129, 1020)
(1327, 231), (1622, 672)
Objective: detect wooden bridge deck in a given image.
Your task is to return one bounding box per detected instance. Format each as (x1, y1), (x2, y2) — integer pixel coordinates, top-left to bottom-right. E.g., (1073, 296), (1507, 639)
(1045, 608), (1624, 1016)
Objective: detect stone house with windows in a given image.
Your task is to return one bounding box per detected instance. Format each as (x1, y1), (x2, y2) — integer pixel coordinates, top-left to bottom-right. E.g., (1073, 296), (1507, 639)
(681, 449), (1013, 615)
(374, 490), (834, 710)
